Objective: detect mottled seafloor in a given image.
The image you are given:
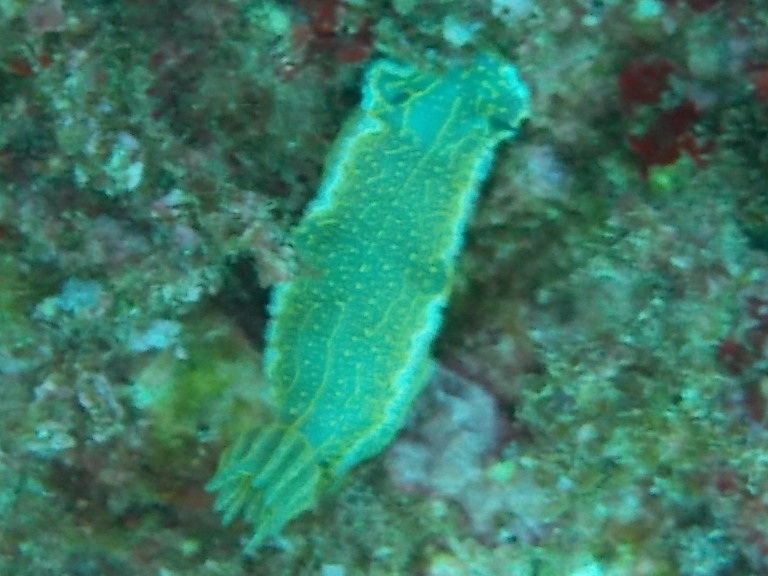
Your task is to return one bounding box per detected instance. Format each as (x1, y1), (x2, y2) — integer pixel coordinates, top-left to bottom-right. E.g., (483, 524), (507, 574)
(2, 0), (768, 574)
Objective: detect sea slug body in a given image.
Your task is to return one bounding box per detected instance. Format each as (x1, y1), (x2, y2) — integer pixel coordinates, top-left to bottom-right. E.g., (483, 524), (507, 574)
(207, 52), (529, 549)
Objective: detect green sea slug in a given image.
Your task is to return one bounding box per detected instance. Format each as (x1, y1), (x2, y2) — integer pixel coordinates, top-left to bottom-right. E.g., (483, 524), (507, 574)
(207, 52), (530, 550)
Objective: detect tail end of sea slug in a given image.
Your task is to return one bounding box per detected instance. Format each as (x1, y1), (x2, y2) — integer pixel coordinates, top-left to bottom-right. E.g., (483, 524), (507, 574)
(206, 425), (322, 551)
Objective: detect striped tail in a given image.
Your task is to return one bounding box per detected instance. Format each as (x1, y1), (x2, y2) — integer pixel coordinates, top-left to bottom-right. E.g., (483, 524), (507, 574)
(206, 425), (322, 550)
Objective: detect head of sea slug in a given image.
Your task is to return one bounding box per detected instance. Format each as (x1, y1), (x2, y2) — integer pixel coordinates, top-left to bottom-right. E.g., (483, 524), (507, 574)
(361, 52), (529, 147)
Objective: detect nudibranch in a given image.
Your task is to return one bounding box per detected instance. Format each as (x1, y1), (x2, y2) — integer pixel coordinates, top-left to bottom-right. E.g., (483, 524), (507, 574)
(207, 52), (529, 550)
